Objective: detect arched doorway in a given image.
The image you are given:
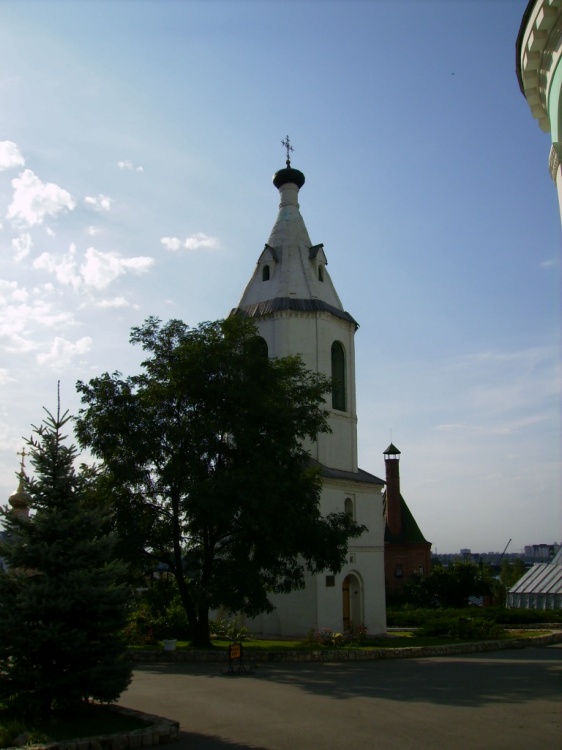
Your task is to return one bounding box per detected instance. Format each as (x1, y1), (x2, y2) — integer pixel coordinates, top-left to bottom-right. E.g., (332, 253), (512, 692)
(342, 573), (362, 632)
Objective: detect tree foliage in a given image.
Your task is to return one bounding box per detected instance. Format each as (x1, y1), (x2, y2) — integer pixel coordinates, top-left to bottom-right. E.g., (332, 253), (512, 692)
(0, 405), (131, 717)
(403, 561), (493, 609)
(75, 316), (365, 647)
(499, 558), (526, 589)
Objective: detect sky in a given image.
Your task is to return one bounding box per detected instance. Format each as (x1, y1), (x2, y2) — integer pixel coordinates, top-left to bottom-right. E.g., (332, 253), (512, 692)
(0, 0), (559, 554)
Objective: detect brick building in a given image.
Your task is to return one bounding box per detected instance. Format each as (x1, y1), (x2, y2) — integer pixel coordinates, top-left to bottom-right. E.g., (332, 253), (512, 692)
(382, 443), (431, 596)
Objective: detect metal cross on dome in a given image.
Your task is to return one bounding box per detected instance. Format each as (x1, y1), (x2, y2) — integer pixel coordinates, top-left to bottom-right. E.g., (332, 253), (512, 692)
(16, 446), (27, 473)
(281, 135), (294, 165)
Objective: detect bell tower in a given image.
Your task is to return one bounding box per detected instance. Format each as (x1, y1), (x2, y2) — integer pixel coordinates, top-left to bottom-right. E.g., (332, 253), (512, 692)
(233, 141), (358, 473)
(231, 140), (386, 637)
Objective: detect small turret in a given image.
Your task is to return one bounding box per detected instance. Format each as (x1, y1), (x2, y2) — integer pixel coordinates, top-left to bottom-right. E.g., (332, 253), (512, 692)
(384, 443), (401, 536)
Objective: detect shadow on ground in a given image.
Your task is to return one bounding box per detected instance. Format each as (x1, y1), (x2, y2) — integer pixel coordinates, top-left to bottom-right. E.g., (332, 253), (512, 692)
(133, 645), (561, 709)
(172, 730), (268, 750)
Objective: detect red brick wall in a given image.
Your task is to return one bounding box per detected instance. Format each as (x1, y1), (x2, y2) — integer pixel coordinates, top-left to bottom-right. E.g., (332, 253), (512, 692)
(385, 543), (432, 594)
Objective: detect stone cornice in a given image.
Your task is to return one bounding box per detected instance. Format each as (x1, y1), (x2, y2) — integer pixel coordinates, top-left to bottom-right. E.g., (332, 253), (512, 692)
(232, 298), (359, 329)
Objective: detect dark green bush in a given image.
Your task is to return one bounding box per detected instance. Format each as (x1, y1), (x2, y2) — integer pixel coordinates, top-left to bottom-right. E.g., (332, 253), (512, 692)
(488, 607), (562, 624)
(122, 579), (191, 644)
(210, 618), (250, 642)
(419, 616), (504, 640)
(387, 605), (561, 631)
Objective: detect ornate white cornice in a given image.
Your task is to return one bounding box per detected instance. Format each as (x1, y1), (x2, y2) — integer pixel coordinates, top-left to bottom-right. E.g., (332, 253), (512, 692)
(517, 0), (562, 132)
(549, 144), (561, 180)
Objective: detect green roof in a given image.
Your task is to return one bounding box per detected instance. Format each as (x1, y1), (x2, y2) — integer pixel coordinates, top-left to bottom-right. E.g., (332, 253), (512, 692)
(384, 493), (430, 545)
(383, 442), (401, 455)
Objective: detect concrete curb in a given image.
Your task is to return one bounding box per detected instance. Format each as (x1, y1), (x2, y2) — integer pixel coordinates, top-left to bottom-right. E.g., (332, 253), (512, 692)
(126, 629), (562, 664)
(7, 706), (180, 750)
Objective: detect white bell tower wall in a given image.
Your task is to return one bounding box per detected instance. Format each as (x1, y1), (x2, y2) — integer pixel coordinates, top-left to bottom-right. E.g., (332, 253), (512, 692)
(255, 310), (358, 473)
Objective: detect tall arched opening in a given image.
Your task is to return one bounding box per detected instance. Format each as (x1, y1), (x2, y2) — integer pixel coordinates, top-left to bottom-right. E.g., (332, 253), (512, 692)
(342, 572), (362, 632)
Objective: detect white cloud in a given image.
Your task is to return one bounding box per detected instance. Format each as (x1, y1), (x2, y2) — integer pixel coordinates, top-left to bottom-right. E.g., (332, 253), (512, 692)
(432, 344), (561, 439)
(118, 160), (143, 172)
(34, 245), (82, 290)
(86, 226), (99, 236)
(33, 244), (155, 292)
(0, 141), (25, 171)
(161, 232), (220, 252)
(0, 279), (18, 303)
(539, 258), (559, 269)
(7, 169), (75, 227)
(0, 280), (76, 354)
(85, 194), (111, 211)
(12, 232), (33, 262)
(1, 332), (36, 354)
(36, 336), (92, 370)
(94, 296), (132, 308)
(80, 247), (154, 290)
(0, 368), (16, 385)
(160, 237), (183, 251)
(11, 287), (29, 303)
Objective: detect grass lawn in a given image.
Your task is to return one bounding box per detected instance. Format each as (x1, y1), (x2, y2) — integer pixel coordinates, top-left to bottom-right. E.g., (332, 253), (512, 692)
(0, 703), (149, 746)
(143, 628), (553, 652)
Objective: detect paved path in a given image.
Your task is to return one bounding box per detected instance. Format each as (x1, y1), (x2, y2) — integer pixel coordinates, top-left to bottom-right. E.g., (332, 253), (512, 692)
(120, 645), (562, 750)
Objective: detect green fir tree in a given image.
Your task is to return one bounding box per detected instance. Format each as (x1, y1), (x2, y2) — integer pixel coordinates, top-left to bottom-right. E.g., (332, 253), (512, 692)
(0, 402), (132, 717)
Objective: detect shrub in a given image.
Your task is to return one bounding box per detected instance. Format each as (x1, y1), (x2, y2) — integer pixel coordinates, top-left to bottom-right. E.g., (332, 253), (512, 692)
(352, 625), (368, 645)
(306, 628), (348, 648)
(0, 719), (27, 748)
(210, 618), (250, 642)
(387, 605), (562, 629)
(419, 616), (504, 640)
(491, 607), (562, 625)
(122, 578), (192, 644)
(122, 603), (158, 646)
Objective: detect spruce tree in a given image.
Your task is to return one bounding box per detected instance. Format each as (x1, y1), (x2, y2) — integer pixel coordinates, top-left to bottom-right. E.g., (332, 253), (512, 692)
(0, 402), (132, 716)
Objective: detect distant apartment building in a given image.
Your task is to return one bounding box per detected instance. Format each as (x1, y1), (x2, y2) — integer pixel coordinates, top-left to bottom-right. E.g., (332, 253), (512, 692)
(524, 543), (561, 561)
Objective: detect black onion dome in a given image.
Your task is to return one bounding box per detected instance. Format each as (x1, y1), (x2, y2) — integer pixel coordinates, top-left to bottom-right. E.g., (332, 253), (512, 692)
(273, 164), (305, 189)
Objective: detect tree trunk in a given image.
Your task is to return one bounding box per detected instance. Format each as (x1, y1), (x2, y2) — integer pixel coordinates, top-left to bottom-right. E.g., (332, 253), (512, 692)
(191, 607), (212, 649)
(173, 569), (212, 648)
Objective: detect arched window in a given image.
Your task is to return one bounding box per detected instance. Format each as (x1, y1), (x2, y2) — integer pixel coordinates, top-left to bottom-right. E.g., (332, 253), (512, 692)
(344, 497), (354, 518)
(318, 265), (324, 281)
(248, 336), (268, 358)
(262, 265), (270, 281)
(331, 341), (346, 411)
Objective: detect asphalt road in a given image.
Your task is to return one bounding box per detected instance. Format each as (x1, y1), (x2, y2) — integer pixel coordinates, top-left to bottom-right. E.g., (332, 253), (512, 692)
(120, 645), (562, 750)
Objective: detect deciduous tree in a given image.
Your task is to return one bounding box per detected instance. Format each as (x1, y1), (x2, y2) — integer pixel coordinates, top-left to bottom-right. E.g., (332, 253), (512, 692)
(403, 560), (492, 608)
(76, 316), (364, 647)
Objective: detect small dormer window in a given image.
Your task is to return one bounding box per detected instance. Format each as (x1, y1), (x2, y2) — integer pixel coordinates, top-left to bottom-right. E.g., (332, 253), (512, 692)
(262, 265), (270, 281)
(318, 265), (324, 282)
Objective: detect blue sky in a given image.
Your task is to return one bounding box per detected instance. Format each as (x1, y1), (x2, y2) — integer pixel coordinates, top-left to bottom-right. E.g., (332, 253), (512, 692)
(0, 0), (559, 554)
